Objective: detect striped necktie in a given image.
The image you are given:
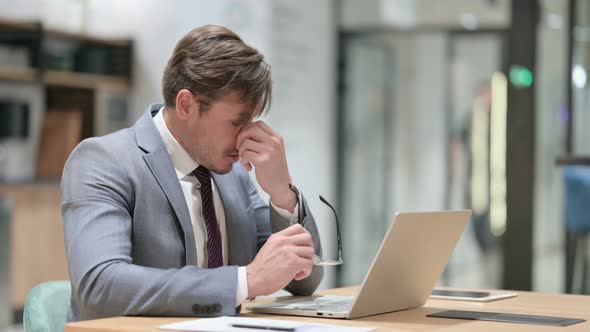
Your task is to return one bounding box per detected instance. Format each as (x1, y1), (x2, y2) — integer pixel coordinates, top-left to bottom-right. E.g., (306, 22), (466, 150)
(192, 166), (223, 268)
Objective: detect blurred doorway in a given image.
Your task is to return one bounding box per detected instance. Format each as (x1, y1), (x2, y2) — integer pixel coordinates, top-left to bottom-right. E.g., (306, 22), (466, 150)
(338, 34), (394, 286)
(337, 29), (508, 288)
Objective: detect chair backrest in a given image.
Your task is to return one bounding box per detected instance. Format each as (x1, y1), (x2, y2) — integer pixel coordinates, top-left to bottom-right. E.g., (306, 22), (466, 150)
(563, 166), (590, 233)
(24, 281), (71, 332)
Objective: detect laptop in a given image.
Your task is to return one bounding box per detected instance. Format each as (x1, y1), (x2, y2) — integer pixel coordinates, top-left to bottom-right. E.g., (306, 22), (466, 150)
(249, 210), (471, 319)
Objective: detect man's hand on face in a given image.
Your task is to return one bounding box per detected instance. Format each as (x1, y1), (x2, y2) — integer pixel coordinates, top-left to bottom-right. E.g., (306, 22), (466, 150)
(246, 224), (314, 298)
(237, 121), (297, 212)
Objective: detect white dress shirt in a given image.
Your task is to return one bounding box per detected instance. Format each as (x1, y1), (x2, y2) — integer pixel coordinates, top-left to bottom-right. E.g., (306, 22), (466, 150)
(153, 108), (297, 306)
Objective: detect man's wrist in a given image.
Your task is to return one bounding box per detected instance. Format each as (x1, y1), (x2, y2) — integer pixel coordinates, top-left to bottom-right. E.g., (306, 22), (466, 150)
(246, 264), (260, 299)
(270, 187), (297, 213)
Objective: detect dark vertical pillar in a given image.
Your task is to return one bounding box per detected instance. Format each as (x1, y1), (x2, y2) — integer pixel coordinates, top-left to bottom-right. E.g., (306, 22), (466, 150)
(566, 0), (575, 155)
(503, 0), (539, 291)
(564, 0), (576, 295)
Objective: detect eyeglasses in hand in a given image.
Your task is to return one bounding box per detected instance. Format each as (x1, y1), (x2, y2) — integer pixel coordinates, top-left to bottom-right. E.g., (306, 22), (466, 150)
(289, 184), (343, 266)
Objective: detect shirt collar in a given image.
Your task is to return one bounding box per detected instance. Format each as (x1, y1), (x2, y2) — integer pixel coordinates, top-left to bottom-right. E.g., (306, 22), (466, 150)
(153, 107), (198, 179)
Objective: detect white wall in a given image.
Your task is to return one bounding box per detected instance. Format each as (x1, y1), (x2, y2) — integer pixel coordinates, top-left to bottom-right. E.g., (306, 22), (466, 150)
(390, 33), (447, 212)
(0, 0), (42, 21)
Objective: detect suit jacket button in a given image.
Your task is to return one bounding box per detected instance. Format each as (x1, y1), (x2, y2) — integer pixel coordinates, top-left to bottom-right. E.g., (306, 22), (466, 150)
(192, 304), (201, 314)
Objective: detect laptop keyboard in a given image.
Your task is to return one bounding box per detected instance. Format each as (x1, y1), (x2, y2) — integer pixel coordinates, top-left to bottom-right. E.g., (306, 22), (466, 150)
(318, 301), (352, 312)
(284, 299), (353, 312)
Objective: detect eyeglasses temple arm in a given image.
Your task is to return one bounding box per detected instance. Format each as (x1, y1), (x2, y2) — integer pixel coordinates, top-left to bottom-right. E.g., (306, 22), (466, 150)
(319, 195), (343, 262)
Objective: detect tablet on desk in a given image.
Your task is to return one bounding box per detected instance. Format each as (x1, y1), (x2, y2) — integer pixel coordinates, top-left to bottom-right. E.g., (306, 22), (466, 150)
(430, 289), (517, 302)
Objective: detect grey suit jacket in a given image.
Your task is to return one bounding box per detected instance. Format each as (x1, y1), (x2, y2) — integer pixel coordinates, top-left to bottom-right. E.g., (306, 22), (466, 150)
(61, 104), (323, 322)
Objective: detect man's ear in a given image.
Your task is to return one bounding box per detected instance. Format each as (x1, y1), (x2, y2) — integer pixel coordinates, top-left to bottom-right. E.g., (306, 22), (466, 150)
(175, 89), (198, 120)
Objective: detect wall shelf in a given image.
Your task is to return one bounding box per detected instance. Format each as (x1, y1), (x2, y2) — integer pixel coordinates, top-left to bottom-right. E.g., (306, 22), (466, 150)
(0, 18), (133, 84)
(44, 70), (129, 91)
(45, 28), (131, 47)
(0, 66), (38, 83)
(0, 18), (133, 141)
(0, 18), (38, 31)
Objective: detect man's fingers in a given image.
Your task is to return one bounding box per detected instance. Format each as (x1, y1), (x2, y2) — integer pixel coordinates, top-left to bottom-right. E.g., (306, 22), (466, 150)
(238, 139), (267, 157)
(292, 246), (315, 259)
(279, 223), (307, 236)
(294, 270), (311, 281)
(294, 272), (305, 281)
(288, 232), (313, 247)
(241, 161), (252, 171)
(236, 124), (267, 149)
(293, 257), (313, 280)
(240, 150), (260, 171)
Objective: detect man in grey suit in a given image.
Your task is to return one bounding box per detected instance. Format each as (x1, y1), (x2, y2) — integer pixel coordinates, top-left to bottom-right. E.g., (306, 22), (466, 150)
(61, 25), (323, 322)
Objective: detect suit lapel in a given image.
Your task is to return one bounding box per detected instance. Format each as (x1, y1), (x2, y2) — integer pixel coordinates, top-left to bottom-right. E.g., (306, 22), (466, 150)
(135, 105), (198, 266)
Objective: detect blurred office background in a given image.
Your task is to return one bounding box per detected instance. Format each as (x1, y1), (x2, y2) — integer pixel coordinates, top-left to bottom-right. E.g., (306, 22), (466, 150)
(1, 0), (590, 330)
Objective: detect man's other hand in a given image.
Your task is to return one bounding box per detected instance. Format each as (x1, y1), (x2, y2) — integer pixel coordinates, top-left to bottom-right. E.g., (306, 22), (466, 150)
(246, 224), (314, 298)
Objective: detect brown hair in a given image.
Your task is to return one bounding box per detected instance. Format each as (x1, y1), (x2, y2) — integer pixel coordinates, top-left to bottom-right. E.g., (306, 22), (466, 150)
(162, 25), (272, 116)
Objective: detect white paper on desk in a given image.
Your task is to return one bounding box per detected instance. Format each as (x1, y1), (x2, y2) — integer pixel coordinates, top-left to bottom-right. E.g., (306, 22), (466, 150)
(159, 316), (375, 332)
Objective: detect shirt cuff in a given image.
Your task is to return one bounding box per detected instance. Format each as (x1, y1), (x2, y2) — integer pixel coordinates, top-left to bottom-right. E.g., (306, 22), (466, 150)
(270, 200), (299, 225)
(236, 266), (249, 307)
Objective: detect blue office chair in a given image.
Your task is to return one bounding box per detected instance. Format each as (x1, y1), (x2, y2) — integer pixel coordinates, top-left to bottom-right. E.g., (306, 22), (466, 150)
(562, 166), (590, 294)
(23, 281), (71, 332)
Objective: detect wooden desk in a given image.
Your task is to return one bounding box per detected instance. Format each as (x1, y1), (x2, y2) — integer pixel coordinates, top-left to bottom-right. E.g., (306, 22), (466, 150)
(65, 287), (590, 332)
